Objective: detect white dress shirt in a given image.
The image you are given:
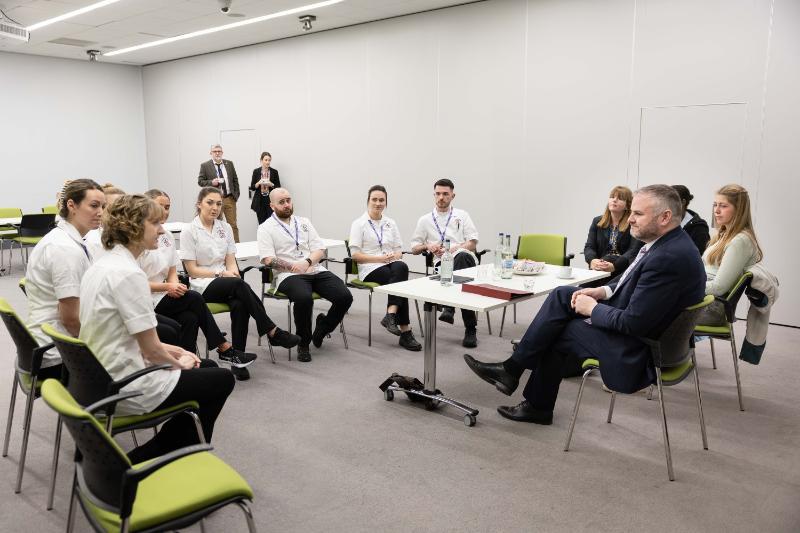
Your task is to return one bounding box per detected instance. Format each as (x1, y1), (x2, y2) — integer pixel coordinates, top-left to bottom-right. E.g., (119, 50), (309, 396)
(348, 212), (403, 281)
(138, 231), (181, 307)
(257, 214), (327, 290)
(180, 216), (236, 293)
(410, 207), (479, 259)
(25, 220), (91, 367)
(83, 227), (105, 261)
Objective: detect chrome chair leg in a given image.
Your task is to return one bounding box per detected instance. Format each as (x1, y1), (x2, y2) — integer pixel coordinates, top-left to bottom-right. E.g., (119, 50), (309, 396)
(200, 518), (207, 533)
(47, 416), (63, 510)
(15, 377), (37, 493)
(647, 384), (655, 401)
(655, 369), (675, 481)
(237, 501), (257, 533)
(367, 291), (372, 347)
(287, 302), (293, 361)
(691, 353), (708, 450)
(187, 411), (206, 443)
(66, 471), (78, 533)
(729, 327), (744, 411)
(341, 321), (349, 350)
(513, 302), (517, 324)
(606, 391), (616, 423)
(266, 341), (276, 364)
(563, 367), (595, 451)
(3, 375), (19, 457)
(130, 430), (139, 448)
(709, 337), (717, 369)
(499, 307), (507, 338)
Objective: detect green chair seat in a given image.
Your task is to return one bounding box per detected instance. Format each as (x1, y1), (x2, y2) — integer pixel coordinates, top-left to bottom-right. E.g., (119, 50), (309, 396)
(694, 324), (731, 335)
(206, 302), (230, 314)
(582, 358), (599, 369)
(348, 279), (380, 290)
(82, 451), (254, 533)
(660, 359), (694, 384)
(267, 288), (321, 300)
(18, 373), (42, 395)
(110, 401), (200, 431)
(12, 236), (43, 245)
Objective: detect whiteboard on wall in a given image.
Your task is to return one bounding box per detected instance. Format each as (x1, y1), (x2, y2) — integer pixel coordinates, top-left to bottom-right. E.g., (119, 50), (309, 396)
(220, 129), (260, 242)
(636, 103), (749, 221)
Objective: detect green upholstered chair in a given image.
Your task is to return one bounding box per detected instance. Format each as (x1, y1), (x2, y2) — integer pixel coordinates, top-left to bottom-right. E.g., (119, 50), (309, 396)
(39, 379), (256, 533)
(259, 266), (348, 360)
(41, 323), (205, 511)
(0, 207), (22, 275)
(497, 234), (575, 336)
(694, 272), (753, 411)
(0, 297), (58, 495)
(10, 213), (56, 271)
(41, 205), (58, 215)
(563, 295), (714, 481)
(343, 241), (423, 346)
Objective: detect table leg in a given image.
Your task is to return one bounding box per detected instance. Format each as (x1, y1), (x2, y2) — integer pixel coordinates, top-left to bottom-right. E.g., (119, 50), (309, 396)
(423, 301), (437, 390)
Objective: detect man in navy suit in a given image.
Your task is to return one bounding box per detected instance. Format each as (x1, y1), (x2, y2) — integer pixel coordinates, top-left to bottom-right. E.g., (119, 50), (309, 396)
(464, 184), (705, 424)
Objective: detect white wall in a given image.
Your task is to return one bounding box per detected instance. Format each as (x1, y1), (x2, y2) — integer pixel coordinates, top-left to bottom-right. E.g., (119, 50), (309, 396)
(0, 52), (148, 212)
(142, 0), (799, 326)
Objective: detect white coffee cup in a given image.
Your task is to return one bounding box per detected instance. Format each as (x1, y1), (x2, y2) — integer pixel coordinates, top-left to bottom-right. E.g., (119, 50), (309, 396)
(557, 265), (573, 279)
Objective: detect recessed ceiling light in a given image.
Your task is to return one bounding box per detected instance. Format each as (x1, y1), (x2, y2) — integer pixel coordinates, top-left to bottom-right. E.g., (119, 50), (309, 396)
(105, 0), (344, 57)
(26, 0), (125, 32)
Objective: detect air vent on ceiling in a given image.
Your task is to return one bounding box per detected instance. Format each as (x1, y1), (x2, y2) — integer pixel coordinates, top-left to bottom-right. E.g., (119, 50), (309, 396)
(0, 20), (29, 43)
(49, 37), (97, 47)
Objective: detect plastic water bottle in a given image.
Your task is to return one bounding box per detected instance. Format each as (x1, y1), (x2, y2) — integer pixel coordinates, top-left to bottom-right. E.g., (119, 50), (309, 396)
(440, 239), (454, 286)
(494, 232), (504, 275)
(501, 233), (514, 279)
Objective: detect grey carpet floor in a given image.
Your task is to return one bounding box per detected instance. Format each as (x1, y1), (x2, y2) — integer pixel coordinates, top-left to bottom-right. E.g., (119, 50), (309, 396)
(0, 261), (798, 532)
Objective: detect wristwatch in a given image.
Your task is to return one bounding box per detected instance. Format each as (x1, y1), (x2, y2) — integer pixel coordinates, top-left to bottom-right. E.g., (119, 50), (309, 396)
(305, 258), (313, 266)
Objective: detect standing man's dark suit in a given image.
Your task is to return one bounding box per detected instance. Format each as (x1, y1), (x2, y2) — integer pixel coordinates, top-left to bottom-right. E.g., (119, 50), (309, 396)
(250, 166), (280, 225)
(465, 186), (705, 424)
(198, 145), (241, 242)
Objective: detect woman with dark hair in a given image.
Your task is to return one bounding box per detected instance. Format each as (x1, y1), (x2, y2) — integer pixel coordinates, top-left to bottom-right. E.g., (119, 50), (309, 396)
(672, 184), (710, 253)
(181, 187), (299, 380)
(349, 185), (421, 351)
(583, 185), (642, 282)
(79, 194), (234, 463)
(250, 151), (281, 224)
(141, 189), (253, 364)
(26, 178), (105, 380)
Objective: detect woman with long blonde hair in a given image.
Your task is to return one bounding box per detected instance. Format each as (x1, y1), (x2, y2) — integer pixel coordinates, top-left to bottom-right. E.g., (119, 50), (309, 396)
(583, 185), (643, 282)
(700, 183), (763, 324)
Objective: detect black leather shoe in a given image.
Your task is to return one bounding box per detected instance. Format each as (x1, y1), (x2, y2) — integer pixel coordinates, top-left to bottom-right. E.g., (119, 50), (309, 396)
(297, 344), (312, 362)
(463, 354), (518, 396)
(462, 328), (478, 348)
(312, 313), (327, 348)
(231, 366), (250, 381)
(380, 313), (402, 336)
(497, 400), (553, 425)
(269, 328), (301, 348)
(438, 307), (455, 324)
(399, 331), (422, 351)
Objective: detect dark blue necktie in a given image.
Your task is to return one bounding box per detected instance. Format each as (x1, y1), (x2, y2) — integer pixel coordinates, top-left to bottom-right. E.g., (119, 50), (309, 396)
(216, 163), (227, 196)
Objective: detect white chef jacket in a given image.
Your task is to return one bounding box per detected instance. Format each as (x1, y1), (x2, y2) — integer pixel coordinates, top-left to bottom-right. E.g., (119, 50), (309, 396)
(138, 231), (181, 307)
(348, 212), (403, 281)
(180, 216), (236, 293)
(83, 228), (106, 261)
(25, 220), (91, 367)
(410, 207), (479, 260)
(257, 214), (327, 290)
(79, 245), (179, 415)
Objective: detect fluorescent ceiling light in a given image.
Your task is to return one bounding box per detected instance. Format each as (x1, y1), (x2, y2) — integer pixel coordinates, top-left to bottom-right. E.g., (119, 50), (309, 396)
(105, 0), (345, 57)
(26, 0), (124, 32)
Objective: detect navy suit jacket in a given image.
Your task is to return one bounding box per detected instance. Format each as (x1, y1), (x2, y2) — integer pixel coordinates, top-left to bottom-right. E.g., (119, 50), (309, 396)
(587, 226), (705, 391)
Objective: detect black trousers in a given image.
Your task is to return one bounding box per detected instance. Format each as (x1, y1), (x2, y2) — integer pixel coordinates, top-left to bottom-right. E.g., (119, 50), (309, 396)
(202, 277), (276, 351)
(364, 261), (411, 325)
(278, 271), (353, 345)
(127, 359), (234, 464)
(440, 252), (477, 329)
(155, 314), (181, 347)
(155, 290), (226, 353)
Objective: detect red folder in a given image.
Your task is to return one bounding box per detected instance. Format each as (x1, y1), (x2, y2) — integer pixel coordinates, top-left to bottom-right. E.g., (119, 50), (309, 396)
(461, 283), (532, 300)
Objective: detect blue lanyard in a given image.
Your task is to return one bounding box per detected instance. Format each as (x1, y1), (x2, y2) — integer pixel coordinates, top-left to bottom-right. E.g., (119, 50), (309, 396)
(272, 214), (300, 250)
(367, 219), (384, 249)
(432, 208), (453, 244)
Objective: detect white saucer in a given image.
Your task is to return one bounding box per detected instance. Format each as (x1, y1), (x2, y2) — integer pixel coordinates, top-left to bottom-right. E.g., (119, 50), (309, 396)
(556, 275), (575, 280)
(513, 270), (542, 276)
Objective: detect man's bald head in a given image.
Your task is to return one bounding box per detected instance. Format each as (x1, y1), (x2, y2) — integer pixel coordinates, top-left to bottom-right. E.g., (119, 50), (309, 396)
(269, 188), (293, 220)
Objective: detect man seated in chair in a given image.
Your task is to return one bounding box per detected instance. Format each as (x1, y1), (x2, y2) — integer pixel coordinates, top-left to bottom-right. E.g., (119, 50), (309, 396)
(464, 184), (705, 424)
(257, 188), (353, 362)
(410, 178), (481, 348)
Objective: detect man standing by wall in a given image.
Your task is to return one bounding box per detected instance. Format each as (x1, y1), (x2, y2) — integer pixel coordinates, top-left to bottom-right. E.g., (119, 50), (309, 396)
(198, 144), (240, 242)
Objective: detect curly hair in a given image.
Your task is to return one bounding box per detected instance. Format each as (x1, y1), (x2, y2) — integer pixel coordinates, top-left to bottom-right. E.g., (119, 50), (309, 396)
(58, 179), (104, 219)
(101, 195), (163, 250)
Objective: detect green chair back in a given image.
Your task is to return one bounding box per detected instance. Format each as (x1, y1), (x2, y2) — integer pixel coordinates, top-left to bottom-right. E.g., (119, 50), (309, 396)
(344, 240), (359, 277)
(644, 295), (714, 369)
(40, 380), (132, 509)
(0, 207), (22, 218)
(0, 298), (40, 375)
(516, 234), (569, 266)
(41, 205), (58, 215)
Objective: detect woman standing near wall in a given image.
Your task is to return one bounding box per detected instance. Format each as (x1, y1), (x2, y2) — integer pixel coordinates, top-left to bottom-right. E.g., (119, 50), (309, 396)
(250, 151), (281, 225)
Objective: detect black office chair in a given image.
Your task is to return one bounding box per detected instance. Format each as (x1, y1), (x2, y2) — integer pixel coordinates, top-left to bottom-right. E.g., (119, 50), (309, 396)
(9, 213), (56, 271)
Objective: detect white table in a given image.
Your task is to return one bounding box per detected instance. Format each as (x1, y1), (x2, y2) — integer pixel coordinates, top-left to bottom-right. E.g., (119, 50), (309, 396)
(235, 239), (346, 261)
(374, 265), (609, 426)
(0, 217), (22, 226)
(162, 221), (185, 234)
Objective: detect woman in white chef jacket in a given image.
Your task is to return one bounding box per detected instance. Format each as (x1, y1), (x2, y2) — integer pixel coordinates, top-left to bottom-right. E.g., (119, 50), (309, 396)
(26, 179), (106, 381)
(141, 189), (254, 364)
(79, 194), (235, 464)
(180, 187), (300, 362)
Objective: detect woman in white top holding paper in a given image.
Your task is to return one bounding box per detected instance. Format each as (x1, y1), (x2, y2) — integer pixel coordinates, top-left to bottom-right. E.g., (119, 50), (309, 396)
(26, 179), (105, 381)
(349, 185), (421, 351)
(141, 189), (254, 364)
(79, 194), (234, 464)
(181, 187), (300, 379)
